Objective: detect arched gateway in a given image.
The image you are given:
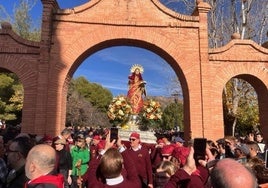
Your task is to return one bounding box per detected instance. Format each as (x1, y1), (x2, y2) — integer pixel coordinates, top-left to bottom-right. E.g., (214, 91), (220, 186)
(0, 0), (268, 141)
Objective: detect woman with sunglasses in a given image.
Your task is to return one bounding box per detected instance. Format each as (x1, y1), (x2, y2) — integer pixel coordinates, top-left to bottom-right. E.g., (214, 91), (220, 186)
(54, 138), (72, 188)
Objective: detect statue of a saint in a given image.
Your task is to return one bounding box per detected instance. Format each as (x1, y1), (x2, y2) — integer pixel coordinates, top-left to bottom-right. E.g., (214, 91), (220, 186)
(127, 64), (146, 114)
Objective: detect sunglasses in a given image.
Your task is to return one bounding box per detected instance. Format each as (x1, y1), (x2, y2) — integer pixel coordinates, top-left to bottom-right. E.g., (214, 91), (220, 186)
(162, 155), (170, 159)
(129, 138), (136, 142)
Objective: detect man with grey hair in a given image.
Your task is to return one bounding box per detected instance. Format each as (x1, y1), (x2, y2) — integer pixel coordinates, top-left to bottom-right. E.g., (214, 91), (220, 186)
(53, 128), (72, 151)
(24, 144), (64, 188)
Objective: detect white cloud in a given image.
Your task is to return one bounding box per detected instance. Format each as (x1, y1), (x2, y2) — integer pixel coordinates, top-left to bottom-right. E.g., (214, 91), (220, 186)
(74, 46), (180, 97)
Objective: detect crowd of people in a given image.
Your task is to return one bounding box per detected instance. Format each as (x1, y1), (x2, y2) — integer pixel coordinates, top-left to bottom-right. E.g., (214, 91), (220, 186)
(0, 125), (268, 188)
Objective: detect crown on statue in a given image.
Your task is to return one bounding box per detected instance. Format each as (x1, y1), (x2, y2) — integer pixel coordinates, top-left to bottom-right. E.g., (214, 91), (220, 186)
(130, 64), (144, 74)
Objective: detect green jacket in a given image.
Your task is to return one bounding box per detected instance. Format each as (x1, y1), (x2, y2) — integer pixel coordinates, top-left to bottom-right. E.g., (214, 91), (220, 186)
(70, 146), (90, 176)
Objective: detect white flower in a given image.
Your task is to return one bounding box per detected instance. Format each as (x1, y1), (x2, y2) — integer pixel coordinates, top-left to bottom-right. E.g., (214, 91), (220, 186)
(115, 100), (121, 105)
(146, 108), (151, 113)
(156, 114), (162, 119)
(142, 99), (162, 123)
(107, 96), (132, 122)
(151, 101), (156, 106)
(149, 114), (155, 119)
(118, 110), (124, 116)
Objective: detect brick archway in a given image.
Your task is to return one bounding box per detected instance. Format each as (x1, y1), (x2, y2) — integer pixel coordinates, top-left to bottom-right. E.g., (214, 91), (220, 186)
(0, 0), (268, 141)
(210, 64), (268, 138)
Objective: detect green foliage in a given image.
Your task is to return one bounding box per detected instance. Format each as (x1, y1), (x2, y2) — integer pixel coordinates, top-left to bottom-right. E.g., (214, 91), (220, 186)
(0, 74), (14, 101)
(72, 77), (113, 112)
(139, 117), (162, 131)
(223, 78), (259, 136)
(66, 77), (112, 127)
(9, 84), (24, 111)
(235, 99), (259, 136)
(0, 73), (23, 122)
(87, 83), (113, 111)
(161, 102), (183, 131)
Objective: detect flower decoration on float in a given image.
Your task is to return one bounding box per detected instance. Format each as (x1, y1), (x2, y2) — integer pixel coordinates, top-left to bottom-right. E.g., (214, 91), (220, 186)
(107, 96), (132, 125)
(138, 98), (163, 131)
(130, 64), (144, 74)
(141, 99), (162, 121)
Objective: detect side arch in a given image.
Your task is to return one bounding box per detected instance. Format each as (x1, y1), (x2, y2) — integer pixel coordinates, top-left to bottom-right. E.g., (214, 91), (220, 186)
(210, 62), (268, 139)
(0, 55), (39, 132)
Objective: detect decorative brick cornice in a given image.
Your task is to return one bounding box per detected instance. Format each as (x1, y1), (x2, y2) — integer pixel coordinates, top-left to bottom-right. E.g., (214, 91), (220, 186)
(55, 0), (199, 23)
(0, 22), (40, 54)
(209, 40), (268, 62)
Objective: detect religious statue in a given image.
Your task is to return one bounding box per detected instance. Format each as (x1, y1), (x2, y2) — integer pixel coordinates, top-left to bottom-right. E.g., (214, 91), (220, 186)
(127, 64), (146, 114)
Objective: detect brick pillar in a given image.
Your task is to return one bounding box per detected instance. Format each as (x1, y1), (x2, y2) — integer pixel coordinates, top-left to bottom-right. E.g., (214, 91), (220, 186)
(194, 2), (217, 139)
(33, 0), (59, 135)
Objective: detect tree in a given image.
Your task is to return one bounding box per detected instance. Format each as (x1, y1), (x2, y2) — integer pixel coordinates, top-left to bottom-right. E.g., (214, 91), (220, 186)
(71, 76), (113, 112)
(161, 0), (268, 47)
(223, 78), (259, 136)
(0, 73), (23, 123)
(161, 102), (183, 131)
(203, 0), (268, 47)
(66, 86), (110, 128)
(66, 77), (112, 128)
(0, 0), (41, 41)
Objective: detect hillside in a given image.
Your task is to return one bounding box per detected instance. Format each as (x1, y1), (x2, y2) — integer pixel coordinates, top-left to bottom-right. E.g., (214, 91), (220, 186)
(146, 96), (183, 109)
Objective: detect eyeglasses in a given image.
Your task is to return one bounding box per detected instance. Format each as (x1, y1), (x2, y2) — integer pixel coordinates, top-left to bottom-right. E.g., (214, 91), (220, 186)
(161, 155), (170, 159)
(129, 138), (136, 142)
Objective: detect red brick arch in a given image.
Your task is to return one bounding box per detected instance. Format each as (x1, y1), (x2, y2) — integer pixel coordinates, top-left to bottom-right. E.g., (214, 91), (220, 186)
(209, 63), (268, 136)
(208, 40), (268, 139)
(0, 0), (268, 141)
(52, 35), (192, 138)
(0, 25), (40, 133)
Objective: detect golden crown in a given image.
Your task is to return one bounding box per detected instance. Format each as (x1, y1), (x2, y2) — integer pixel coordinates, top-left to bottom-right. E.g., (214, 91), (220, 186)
(130, 64), (144, 74)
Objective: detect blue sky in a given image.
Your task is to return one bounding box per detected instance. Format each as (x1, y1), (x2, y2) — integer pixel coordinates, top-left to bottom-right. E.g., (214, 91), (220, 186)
(0, 0), (181, 97)
(74, 46), (179, 97)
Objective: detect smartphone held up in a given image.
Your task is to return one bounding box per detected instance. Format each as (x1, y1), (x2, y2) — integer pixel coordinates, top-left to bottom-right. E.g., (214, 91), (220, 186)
(193, 138), (207, 163)
(110, 127), (118, 143)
